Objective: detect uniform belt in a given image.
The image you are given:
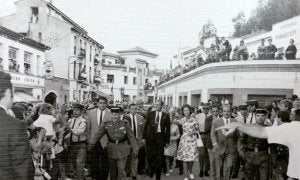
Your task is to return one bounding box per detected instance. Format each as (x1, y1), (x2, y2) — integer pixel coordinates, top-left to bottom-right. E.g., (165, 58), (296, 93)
(108, 139), (127, 144)
(245, 147), (268, 152)
(200, 132), (208, 135)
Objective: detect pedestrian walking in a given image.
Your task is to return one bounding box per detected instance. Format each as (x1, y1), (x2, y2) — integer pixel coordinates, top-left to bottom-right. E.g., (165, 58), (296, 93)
(175, 104), (199, 180)
(88, 107), (139, 180)
(142, 100), (171, 180)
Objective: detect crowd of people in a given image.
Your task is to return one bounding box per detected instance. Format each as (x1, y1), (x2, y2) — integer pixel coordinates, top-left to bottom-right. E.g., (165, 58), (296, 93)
(1, 70), (300, 180)
(158, 38), (298, 85)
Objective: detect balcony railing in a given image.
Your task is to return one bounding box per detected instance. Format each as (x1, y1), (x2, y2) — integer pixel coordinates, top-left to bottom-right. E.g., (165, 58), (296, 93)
(144, 83), (155, 91)
(78, 48), (86, 59)
(101, 63), (126, 71)
(94, 54), (100, 64)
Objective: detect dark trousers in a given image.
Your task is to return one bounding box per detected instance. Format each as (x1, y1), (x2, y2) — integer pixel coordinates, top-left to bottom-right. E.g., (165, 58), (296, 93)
(146, 133), (165, 180)
(108, 157), (128, 180)
(244, 152), (269, 180)
(137, 146), (146, 174)
(199, 146), (210, 172)
(88, 142), (109, 180)
(68, 142), (87, 180)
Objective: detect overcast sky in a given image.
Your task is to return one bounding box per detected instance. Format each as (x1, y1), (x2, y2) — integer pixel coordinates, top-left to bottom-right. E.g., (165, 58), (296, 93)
(0, 0), (259, 69)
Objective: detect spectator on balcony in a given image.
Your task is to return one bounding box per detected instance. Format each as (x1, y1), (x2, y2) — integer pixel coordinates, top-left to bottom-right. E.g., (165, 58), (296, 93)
(233, 40), (249, 61)
(218, 38), (232, 62)
(257, 39), (267, 60)
(285, 39), (297, 60)
(265, 39), (277, 60)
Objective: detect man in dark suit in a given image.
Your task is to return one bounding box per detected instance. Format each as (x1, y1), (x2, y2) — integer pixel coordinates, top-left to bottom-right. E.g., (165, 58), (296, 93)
(125, 103), (145, 180)
(0, 71), (34, 179)
(196, 103), (214, 177)
(211, 105), (238, 180)
(86, 96), (111, 180)
(142, 100), (170, 180)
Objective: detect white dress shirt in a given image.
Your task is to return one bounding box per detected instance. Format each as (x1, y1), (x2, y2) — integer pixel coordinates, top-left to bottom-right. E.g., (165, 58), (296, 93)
(156, 111), (162, 132)
(130, 114), (138, 137)
(97, 108), (106, 126)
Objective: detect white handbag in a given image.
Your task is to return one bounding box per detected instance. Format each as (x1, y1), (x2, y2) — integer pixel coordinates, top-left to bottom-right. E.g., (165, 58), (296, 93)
(196, 132), (203, 147)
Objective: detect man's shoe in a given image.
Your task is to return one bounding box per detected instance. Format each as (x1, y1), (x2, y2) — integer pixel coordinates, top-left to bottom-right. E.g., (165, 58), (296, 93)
(189, 174), (195, 180)
(199, 171), (203, 177)
(150, 170), (154, 178)
(132, 176), (137, 180)
(126, 172), (131, 177)
(204, 171), (209, 176)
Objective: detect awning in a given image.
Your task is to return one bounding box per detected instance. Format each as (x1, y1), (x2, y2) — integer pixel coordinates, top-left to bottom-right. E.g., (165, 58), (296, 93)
(13, 91), (42, 103)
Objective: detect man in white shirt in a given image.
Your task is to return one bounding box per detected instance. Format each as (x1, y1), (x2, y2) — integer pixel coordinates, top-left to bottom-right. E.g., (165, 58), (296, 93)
(217, 112), (300, 179)
(196, 103), (213, 177)
(246, 100), (258, 124)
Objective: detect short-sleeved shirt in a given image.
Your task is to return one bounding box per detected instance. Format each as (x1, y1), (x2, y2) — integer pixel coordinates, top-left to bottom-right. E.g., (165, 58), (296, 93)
(266, 121), (300, 179)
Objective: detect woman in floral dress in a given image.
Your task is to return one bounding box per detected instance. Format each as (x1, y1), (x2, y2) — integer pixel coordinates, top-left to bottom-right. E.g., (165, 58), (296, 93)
(175, 104), (199, 180)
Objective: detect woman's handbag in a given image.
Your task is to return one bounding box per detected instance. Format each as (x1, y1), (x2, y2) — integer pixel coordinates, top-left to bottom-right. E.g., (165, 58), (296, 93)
(196, 132), (203, 147)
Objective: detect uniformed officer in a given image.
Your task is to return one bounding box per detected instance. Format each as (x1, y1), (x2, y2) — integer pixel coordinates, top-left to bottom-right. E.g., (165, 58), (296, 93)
(67, 103), (87, 180)
(88, 107), (139, 180)
(238, 109), (271, 180)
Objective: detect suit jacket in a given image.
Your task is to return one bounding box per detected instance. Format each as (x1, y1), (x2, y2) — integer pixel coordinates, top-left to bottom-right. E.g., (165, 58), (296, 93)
(125, 113), (145, 143)
(0, 107), (34, 179)
(86, 108), (111, 147)
(204, 114), (213, 149)
(142, 111), (170, 147)
(210, 117), (238, 155)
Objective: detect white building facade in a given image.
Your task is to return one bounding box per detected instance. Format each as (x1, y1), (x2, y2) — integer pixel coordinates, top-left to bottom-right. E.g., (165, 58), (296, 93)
(158, 60), (300, 107)
(0, 0), (104, 104)
(0, 26), (49, 103)
(101, 47), (161, 103)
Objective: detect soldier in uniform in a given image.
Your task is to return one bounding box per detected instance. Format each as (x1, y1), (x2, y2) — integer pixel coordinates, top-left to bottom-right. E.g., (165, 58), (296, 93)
(67, 103), (87, 180)
(238, 109), (270, 180)
(88, 107), (139, 180)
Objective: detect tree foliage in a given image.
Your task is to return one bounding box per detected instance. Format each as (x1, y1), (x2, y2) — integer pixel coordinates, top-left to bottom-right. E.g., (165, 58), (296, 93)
(232, 0), (300, 37)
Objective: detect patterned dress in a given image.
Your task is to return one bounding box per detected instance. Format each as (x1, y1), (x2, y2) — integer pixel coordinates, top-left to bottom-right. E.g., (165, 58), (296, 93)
(164, 124), (180, 157)
(176, 117), (199, 161)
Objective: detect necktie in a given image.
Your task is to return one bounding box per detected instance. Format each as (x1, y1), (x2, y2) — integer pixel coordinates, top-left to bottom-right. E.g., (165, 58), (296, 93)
(155, 113), (159, 132)
(133, 115), (137, 138)
(250, 113), (253, 124)
(99, 110), (103, 126)
(244, 116), (247, 123)
(226, 119), (229, 124)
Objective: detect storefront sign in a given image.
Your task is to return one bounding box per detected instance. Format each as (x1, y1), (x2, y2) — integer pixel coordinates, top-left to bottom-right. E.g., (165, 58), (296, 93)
(10, 72), (45, 88)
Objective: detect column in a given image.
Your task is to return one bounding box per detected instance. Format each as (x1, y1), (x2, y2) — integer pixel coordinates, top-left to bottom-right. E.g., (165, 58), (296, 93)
(201, 88), (209, 103)
(1, 44), (9, 70)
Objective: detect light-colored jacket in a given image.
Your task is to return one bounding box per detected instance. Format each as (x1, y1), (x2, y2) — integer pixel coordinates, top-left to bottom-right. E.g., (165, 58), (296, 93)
(86, 108), (111, 147)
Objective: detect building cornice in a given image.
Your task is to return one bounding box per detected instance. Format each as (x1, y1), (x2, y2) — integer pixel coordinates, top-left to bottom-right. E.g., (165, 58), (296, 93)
(158, 60), (300, 88)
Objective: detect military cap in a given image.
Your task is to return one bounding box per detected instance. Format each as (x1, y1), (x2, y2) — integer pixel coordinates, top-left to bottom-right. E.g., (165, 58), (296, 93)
(202, 103), (211, 108)
(110, 107), (121, 113)
(246, 100), (258, 106)
(238, 105), (247, 110)
(72, 103), (84, 110)
(255, 108), (267, 115)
